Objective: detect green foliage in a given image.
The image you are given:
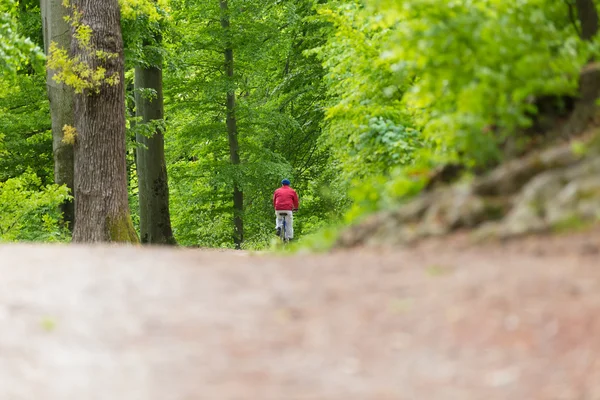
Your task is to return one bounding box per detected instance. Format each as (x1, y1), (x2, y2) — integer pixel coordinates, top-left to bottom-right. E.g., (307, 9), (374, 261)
(311, 0), (421, 180)
(357, 117), (422, 171)
(130, 117), (165, 139)
(552, 214), (598, 233)
(2, 0), (598, 247)
(120, 0), (171, 22)
(163, 0), (344, 248)
(0, 172), (71, 242)
(0, 0), (43, 74)
(281, 224), (342, 253)
(0, 74), (52, 183)
(369, 0), (594, 165)
(305, 0), (600, 228)
(0, 1), (66, 244)
(120, 0), (170, 68)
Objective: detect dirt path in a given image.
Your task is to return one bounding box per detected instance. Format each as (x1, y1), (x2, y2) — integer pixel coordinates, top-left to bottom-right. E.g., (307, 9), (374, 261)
(1, 228), (600, 399)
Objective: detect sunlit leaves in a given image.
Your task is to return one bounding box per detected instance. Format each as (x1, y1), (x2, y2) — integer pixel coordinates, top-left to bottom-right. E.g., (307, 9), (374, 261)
(0, 171), (71, 242)
(312, 0), (418, 179)
(367, 0), (592, 164)
(47, 42), (120, 94)
(119, 0), (170, 21)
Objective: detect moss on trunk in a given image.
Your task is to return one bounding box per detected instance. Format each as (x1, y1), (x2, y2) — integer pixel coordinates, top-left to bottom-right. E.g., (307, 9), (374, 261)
(107, 214), (139, 243)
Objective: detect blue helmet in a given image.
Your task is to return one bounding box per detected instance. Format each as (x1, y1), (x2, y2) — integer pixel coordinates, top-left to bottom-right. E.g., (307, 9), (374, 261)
(281, 179), (291, 186)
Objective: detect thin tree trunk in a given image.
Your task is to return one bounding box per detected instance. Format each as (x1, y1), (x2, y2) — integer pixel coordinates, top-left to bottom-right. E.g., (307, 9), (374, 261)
(135, 57), (176, 245)
(41, 0), (75, 230)
(220, 0), (244, 249)
(575, 0), (599, 40)
(70, 0), (138, 243)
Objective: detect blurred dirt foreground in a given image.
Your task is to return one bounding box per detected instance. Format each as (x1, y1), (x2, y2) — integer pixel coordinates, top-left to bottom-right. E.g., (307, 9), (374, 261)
(1, 229), (600, 400)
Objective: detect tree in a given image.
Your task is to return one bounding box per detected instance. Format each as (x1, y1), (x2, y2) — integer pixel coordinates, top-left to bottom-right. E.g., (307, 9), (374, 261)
(162, 0), (340, 248)
(57, 0), (138, 242)
(220, 0), (244, 248)
(252, 0), (347, 232)
(164, 0), (291, 248)
(562, 0), (600, 139)
(119, 0), (175, 244)
(575, 0), (599, 40)
(135, 35), (175, 245)
(41, 0), (75, 229)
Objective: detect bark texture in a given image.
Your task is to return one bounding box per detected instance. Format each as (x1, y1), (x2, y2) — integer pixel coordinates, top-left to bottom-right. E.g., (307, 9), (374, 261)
(135, 62), (175, 245)
(41, 0), (75, 229)
(221, 0), (244, 249)
(70, 0), (138, 243)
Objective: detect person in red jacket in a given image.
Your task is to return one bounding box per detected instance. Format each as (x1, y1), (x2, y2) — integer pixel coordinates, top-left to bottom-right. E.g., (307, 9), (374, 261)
(273, 179), (299, 239)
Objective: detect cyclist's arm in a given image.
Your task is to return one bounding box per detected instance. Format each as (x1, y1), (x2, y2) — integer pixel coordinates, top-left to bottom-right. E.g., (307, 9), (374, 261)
(293, 191), (299, 210)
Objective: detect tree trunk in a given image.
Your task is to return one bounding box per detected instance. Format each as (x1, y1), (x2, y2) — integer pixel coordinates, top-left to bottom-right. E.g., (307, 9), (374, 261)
(550, 0), (600, 140)
(41, 0), (75, 230)
(220, 0), (244, 249)
(575, 0), (599, 40)
(70, 0), (138, 243)
(134, 59), (176, 245)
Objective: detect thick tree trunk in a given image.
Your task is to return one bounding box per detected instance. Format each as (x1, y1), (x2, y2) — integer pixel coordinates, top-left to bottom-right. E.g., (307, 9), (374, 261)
(220, 0), (244, 249)
(70, 0), (138, 243)
(575, 0), (599, 40)
(134, 60), (176, 245)
(41, 0), (75, 230)
(547, 0), (600, 140)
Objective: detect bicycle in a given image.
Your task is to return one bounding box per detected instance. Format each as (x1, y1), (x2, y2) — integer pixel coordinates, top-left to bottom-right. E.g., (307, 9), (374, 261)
(277, 212), (290, 244)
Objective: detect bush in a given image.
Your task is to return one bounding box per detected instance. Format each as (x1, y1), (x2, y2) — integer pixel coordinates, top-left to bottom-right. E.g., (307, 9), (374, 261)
(0, 172), (71, 242)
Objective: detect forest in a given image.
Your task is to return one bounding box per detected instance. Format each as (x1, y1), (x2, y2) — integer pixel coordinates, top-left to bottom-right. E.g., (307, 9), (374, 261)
(1, 0), (599, 249)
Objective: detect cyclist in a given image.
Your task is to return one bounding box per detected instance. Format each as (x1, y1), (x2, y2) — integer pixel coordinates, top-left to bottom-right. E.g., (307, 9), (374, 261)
(273, 179), (299, 240)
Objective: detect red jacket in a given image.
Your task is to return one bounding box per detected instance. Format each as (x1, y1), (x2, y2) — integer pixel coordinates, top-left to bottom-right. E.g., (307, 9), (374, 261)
(273, 186), (299, 211)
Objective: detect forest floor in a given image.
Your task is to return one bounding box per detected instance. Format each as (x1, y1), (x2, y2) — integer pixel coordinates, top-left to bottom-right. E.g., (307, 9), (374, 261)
(1, 227), (600, 399)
